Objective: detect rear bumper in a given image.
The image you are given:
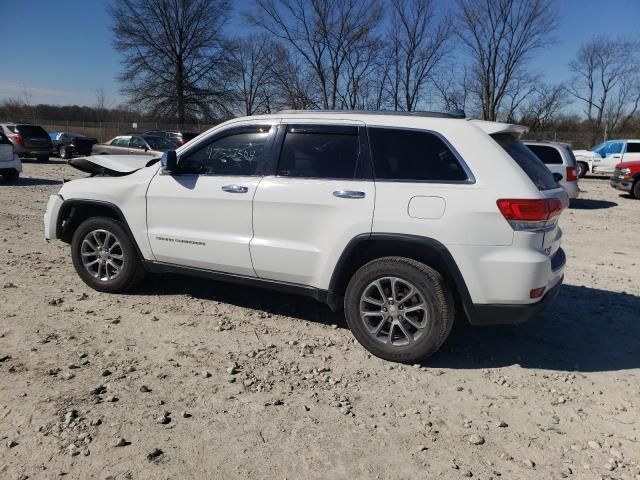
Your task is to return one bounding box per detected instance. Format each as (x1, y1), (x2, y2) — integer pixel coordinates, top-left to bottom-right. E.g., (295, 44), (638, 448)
(610, 176), (633, 193)
(470, 277), (563, 325)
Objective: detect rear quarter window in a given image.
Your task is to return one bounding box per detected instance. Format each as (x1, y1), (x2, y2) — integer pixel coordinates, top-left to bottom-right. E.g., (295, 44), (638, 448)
(626, 142), (640, 153)
(368, 127), (469, 182)
(493, 134), (558, 191)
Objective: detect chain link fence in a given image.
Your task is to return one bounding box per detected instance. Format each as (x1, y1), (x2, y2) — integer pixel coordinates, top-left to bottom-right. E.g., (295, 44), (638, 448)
(36, 120), (217, 143)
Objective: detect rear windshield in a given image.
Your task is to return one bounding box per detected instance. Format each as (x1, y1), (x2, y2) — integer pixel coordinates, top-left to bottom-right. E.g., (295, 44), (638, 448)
(493, 134), (558, 191)
(15, 125), (49, 137)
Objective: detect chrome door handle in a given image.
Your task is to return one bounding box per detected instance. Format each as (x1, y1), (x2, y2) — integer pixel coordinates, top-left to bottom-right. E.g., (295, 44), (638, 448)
(222, 185), (249, 193)
(333, 190), (366, 199)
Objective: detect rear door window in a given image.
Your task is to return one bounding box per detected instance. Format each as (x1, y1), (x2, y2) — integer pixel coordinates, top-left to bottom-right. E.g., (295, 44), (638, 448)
(493, 134), (558, 191)
(526, 145), (563, 165)
(368, 127), (469, 182)
(626, 142), (640, 153)
(277, 126), (360, 179)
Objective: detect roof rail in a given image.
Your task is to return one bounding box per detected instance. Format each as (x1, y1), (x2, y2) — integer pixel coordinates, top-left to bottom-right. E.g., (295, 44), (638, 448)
(276, 109), (466, 119)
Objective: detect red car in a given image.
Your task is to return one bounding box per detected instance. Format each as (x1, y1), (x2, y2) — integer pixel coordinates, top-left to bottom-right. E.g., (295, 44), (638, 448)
(610, 161), (640, 198)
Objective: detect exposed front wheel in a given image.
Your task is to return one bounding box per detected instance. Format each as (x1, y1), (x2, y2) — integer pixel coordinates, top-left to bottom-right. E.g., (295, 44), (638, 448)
(344, 257), (454, 363)
(71, 217), (145, 292)
(577, 162), (588, 178)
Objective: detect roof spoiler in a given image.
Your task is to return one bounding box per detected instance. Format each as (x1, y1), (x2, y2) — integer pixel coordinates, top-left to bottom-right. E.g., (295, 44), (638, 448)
(470, 120), (528, 137)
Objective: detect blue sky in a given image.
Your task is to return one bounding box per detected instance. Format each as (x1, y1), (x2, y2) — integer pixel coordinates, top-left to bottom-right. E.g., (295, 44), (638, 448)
(0, 0), (638, 109)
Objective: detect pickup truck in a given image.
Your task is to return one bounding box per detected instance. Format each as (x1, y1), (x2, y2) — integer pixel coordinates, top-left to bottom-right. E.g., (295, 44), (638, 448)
(573, 139), (640, 177)
(610, 161), (640, 198)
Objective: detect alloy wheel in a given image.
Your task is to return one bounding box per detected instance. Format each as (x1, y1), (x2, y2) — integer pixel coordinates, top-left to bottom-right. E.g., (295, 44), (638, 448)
(359, 276), (429, 347)
(80, 229), (125, 281)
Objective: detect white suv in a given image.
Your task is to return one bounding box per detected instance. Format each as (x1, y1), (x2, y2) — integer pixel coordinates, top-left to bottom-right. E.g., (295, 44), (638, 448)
(44, 111), (568, 362)
(524, 141), (579, 199)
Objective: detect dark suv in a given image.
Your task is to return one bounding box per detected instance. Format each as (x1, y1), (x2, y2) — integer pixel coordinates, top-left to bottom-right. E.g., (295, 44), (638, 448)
(0, 123), (52, 162)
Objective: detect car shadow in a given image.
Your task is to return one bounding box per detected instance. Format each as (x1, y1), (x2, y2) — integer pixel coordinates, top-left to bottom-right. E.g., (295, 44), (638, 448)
(1, 177), (63, 186)
(136, 273), (344, 328)
(136, 275), (639, 372)
(569, 198), (617, 209)
(427, 284), (640, 372)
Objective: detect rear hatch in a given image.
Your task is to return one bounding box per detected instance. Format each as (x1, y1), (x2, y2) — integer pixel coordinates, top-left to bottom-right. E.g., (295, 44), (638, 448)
(492, 133), (568, 260)
(12, 125), (52, 149)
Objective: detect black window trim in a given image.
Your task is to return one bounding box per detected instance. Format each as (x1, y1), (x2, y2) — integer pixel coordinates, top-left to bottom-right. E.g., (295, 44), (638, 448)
(366, 126), (476, 185)
(174, 123), (277, 177)
(269, 123), (373, 181)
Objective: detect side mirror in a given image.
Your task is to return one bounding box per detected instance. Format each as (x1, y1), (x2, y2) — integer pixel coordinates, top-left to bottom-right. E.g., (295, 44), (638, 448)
(161, 150), (178, 174)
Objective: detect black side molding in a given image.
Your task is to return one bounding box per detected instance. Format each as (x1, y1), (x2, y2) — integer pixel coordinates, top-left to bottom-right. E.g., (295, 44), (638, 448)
(142, 261), (342, 310)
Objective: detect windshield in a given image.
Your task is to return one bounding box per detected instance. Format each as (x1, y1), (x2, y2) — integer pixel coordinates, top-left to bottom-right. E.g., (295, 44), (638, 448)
(15, 125), (49, 137)
(143, 136), (177, 150)
(592, 141), (624, 157)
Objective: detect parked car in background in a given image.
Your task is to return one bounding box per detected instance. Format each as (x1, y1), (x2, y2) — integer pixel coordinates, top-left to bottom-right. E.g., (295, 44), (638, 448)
(0, 123), (52, 162)
(524, 141), (579, 199)
(610, 161), (640, 199)
(0, 130), (22, 182)
(91, 134), (176, 156)
(49, 132), (98, 159)
(45, 110), (568, 362)
(573, 140), (640, 177)
(145, 130), (198, 146)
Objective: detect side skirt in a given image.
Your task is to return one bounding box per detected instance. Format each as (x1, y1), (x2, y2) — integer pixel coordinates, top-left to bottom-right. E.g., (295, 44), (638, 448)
(142, 261), (343, 311)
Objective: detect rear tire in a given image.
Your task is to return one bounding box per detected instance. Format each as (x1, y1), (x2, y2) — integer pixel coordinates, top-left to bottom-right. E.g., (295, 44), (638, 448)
(344, 257), (454, 363)
(577, 162), (588, 178)
(71, 217), (145, 293)
(1, 170), (19, 183)
(37, 155), (49, 163)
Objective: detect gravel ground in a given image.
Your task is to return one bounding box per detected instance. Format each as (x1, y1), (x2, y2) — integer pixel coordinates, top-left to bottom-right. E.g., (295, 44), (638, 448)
(1, 160), (639, 480)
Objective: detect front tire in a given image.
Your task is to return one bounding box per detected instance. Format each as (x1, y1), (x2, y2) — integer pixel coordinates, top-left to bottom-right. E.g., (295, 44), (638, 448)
(632, 179), (640, 199)
(344, 257), (454, 363)
(71, 217), (145, 293)
(59, 146), (71, 159)
(577, 162), (588, 178)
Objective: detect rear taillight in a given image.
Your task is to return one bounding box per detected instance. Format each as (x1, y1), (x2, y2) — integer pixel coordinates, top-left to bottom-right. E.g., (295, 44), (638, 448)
(13, 134), (24, 145)
(566, 166), (577, 182)
(497, 198), (566, 231)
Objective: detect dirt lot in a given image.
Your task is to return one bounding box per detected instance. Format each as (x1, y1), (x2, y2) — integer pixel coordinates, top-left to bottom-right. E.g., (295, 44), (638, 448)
(1, 160), (639, 480)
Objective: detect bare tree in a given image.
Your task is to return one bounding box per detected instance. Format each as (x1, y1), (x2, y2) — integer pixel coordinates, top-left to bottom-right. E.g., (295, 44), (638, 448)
(456, 0), (557, 121)
(432, 66), (470, 112)
(568, 36), (640, 133)
(94, 87), (111, 111)
(520, 83), (570, 131)
(387, 0), (453, 111)
(229, 35), (279, 116)
(603, 76), (640, 133)
(269, 43), (319, 109)
(247, 0), (384, 110)
(108, 0), (232, 123)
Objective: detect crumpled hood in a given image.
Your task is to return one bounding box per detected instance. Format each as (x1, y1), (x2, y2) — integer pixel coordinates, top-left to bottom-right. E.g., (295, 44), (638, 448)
(68, 155), (160, 176)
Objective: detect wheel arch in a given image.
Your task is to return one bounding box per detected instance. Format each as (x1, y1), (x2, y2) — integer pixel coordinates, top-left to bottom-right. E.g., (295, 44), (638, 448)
(329, 233), (474, 322)
(57, 200), (143, 258)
